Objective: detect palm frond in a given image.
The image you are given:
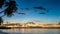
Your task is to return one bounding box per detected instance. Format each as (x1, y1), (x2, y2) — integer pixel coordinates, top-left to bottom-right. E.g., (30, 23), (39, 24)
(4, 0), (17, 17)
(0, 0), (6, 8)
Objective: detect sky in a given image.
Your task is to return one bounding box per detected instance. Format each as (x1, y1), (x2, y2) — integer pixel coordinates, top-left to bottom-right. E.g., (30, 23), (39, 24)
(2, 0), (60, 24)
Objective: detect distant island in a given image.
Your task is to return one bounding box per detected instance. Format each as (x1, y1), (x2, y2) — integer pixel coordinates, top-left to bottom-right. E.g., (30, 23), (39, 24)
(0, 22), (60, 29)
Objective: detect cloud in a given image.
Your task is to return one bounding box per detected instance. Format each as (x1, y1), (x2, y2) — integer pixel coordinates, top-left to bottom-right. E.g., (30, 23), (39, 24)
(18, 13), (25, 15)
(33, 6), (46, 10)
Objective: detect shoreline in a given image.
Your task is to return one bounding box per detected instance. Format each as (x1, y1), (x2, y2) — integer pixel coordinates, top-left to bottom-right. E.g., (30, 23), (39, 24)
(0, 27), (60, 29)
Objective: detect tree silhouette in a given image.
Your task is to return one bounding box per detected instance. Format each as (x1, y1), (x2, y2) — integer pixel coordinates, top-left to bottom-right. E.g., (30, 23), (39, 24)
(0, 0), (17, 25)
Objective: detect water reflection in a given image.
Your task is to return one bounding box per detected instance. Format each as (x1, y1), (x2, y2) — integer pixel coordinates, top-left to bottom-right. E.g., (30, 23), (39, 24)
(0, 28), (60, 34)
(0, 29), (9, 34)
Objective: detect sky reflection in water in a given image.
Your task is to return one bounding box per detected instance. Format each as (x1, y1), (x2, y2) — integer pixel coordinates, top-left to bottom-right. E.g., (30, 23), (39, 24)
(0, 29), (60, 34)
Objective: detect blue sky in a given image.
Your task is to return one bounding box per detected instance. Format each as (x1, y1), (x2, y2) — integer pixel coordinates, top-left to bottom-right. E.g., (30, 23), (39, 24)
(3, 0), (60, 24)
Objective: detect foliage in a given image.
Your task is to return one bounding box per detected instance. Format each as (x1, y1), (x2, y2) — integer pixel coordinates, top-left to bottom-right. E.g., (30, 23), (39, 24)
(0, 0), (17, 25)
(4, 0), (17, 17)
(0, 0), (6, 8)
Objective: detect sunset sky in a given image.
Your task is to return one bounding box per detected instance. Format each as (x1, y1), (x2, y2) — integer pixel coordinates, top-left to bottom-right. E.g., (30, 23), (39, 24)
(2, 0), (60, 24)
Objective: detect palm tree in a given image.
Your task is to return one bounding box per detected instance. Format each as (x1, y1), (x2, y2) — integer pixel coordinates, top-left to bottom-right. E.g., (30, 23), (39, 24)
(0, 0), (17, 25)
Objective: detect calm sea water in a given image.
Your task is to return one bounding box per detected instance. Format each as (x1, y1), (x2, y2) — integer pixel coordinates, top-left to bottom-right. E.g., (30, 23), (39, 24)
(0, 28), (60, 34)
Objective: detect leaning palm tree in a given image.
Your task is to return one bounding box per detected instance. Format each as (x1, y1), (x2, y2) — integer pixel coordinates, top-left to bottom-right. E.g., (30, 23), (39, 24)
(0, 0), (17, 25)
